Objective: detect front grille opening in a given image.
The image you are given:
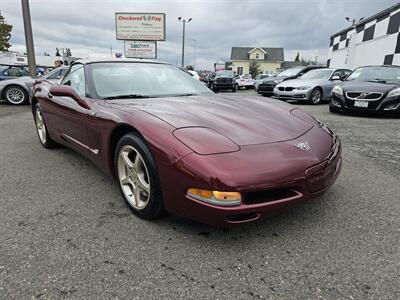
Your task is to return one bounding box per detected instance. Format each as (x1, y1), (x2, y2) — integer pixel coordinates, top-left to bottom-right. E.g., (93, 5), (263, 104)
(244, 188), (300, 205)
(226, 212), (260, 223)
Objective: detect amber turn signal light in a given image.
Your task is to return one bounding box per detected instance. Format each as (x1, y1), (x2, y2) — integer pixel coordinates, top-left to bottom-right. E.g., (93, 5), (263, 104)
(187, 188), (242, 206)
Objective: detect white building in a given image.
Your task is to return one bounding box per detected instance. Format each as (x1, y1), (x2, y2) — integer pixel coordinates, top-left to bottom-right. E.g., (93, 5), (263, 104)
(0, 51), (80, 67)
(328, 3), (400, 69)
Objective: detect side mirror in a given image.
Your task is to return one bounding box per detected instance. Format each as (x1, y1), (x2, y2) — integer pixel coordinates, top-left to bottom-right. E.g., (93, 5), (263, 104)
(331, 75), (341, 81)
(49, 85), (90, 109)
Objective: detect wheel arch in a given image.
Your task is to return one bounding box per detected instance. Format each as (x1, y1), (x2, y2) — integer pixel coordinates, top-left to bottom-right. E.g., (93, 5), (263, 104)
(108, 123), (143, 178)
(31, 96), (38, 113)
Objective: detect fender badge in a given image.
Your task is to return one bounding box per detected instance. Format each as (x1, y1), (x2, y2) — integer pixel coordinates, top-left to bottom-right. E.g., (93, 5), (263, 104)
(294, 142), (311, 151)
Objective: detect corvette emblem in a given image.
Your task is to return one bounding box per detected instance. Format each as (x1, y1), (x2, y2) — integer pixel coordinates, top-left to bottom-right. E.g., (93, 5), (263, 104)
(294, 142), (311, 151)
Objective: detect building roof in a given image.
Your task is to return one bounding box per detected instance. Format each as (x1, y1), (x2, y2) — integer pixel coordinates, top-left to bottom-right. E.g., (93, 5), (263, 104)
(330, 2), (400, 38)
(231, 47), (284, 61)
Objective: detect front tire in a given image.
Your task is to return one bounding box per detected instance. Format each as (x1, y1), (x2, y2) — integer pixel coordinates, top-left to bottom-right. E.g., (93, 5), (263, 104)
(4, 85), (28, 105)
(34, 104), (58, 148)
(115, 133), (164, 220)
(310, 88), (322, 105)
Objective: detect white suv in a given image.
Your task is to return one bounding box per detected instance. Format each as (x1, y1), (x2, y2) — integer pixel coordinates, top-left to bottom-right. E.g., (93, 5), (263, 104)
(235, 74), (254, 89)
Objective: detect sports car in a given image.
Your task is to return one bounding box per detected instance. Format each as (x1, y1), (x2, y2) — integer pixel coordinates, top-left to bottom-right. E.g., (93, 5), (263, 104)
(330, 65), (400, 115)
(32, 58), (342, 226)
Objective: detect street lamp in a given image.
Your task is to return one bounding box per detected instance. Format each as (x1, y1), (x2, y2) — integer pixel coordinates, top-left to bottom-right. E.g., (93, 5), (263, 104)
(178, 17), (192, 67)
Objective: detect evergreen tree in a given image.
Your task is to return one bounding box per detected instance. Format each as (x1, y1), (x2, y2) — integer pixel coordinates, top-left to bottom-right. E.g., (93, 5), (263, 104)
(0, 12), (12, 52)
(294, 52), (300, 62)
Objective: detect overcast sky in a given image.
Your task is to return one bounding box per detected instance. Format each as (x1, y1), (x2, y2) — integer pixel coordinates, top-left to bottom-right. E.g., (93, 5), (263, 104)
(1, 0), (398, 69)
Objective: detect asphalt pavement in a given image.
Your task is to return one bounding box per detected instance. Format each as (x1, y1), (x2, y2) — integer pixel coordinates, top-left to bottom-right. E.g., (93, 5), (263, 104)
(0, 91), (399, 299)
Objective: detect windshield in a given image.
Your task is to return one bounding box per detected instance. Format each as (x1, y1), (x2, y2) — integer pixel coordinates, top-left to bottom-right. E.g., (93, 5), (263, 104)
(255, 74), (268, 80)
(215, 70), (234, 77)
(277, 68), (303, 77)
(346, 66), (400, 83)
(89, 63), (213, 99)
(300, 69), (333, 80)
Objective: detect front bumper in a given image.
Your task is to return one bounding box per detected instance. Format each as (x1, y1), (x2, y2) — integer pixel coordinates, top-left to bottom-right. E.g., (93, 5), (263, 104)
(158, 125), (342, 226)
(330, 93), (400, 114)
(273, 88), (312, 101)
(257, 83), (276, 94)
(213, 82), (235, 90)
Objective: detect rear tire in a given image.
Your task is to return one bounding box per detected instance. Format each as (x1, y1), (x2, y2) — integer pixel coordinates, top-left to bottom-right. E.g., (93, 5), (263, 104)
(4, 85), (28, 105)
(115, 132), (165, 220)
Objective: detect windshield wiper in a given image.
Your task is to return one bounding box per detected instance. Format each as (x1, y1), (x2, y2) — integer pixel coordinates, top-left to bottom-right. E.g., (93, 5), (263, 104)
(103, 94), (151, 100)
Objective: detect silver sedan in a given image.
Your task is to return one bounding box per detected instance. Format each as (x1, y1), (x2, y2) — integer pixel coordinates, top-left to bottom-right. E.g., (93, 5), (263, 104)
(273, 68), (351, 104)
(0, 66), (68, 105)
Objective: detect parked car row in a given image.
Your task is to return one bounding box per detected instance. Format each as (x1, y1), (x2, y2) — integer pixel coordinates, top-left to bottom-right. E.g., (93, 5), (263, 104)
(253, 64), (399, 115)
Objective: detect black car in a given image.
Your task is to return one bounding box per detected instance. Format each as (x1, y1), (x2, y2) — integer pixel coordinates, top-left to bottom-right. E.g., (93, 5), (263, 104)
(209, 70), (236, 92)
(0, 65), (30, 81)
(330, 65), (400, 115)
(257, 65), (325, 96)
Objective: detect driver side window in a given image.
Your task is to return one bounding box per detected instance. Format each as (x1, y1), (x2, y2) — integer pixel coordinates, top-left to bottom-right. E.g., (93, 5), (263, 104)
(62, 65), (86, 98)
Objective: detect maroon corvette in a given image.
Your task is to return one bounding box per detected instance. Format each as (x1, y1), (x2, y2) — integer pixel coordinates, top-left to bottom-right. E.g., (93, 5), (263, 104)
(32, 58), (342, 226)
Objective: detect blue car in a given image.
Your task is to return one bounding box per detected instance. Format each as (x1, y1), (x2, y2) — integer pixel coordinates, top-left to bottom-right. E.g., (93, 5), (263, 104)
(0, 65), (30, 81)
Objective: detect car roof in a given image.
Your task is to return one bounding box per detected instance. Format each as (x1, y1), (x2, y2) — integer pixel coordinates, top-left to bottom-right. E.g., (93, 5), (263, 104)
(72, 58), (170, 66)
(355, 65), (400, 68)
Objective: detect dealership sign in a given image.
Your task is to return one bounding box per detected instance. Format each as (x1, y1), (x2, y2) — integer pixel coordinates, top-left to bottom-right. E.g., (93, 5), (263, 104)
(124, 41), (157, 59)
(115, 13), (166, 41)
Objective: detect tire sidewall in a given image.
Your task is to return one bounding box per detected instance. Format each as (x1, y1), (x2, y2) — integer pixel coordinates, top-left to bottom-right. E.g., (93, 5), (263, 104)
(5, 85), (28, 105)
(34, 103), (53, 148)
(114, 133), (164, 219)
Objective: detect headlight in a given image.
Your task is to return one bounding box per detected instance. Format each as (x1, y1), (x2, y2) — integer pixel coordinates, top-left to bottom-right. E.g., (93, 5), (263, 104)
(332, 85), (343, 95)
(387, 87), (400, 98)
(187, 188), (242, 206)
(274, 79), (283, 84)
(296, 86), (311, 90)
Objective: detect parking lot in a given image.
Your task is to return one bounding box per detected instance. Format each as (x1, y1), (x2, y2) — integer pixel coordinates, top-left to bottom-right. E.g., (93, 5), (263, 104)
(0, 90), (399, 299)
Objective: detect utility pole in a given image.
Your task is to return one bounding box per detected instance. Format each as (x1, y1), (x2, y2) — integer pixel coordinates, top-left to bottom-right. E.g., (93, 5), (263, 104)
(21, 0), (36, 78)
(178, 17), (192, 67)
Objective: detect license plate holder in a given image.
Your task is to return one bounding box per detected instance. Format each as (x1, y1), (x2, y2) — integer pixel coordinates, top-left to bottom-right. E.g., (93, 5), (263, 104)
(354, 100), (368, 108)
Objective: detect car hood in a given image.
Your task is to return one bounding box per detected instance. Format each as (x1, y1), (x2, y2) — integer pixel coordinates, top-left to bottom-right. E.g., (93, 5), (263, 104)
(341, 80), (398, 93)
(108, 95), (314, 146)
(277, 79), (328, 87)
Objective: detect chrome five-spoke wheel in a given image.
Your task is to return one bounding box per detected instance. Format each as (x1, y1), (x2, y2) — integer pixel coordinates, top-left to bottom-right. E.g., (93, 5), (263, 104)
(35, 107), (47, 144)
(117, 145), (151, 210)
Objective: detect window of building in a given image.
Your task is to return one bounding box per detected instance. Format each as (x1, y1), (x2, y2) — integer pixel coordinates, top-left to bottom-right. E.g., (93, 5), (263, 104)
(237, 67), (243, 75)
(256, 53), (259, 59)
